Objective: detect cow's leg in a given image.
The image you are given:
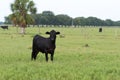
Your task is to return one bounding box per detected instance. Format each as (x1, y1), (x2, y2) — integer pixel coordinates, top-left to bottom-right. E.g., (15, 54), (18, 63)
(45, 53), (48, 62)
(51, 53), (54, 61)
(34, 51), (39, 60)
(31, 49), (39, 60)
(31, 51), (37, 60)
(31, 52), (34, 60)
(31, 44), (35, 60)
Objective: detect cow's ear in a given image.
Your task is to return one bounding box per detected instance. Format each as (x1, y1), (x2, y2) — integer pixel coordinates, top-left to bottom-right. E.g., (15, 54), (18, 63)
(56, 32), (60, 35)
(46, 32), (50, 34)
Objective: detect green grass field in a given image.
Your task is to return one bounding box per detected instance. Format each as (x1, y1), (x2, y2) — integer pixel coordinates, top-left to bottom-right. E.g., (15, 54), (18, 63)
(0, 26), (120, 80)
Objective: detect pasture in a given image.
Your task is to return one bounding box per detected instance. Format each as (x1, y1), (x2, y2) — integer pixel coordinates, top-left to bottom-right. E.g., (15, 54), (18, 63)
(0, 26), (120, 80)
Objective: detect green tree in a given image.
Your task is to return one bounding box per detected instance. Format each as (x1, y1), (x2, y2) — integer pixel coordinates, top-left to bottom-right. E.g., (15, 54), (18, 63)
(105, 19), (114, 26)
(10, 0), (37, 34)
(41, 11), (55, 25)
(73, 17), (87, 26)
(4, 16), (11, 24)
(55, 14), (72, 26)
(31, 14), (42, 26)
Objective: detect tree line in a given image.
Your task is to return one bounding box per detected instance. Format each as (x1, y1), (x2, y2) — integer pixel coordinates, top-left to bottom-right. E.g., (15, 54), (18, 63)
(5, 11), (120, 27)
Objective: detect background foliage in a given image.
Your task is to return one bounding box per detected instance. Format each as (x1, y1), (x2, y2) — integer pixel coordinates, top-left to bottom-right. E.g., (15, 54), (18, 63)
(5, 11), (120, 26)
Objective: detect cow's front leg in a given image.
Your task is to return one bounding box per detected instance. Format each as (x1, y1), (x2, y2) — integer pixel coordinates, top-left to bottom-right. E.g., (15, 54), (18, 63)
(45, 53), (48, 62)
(51, 53), (54, 61)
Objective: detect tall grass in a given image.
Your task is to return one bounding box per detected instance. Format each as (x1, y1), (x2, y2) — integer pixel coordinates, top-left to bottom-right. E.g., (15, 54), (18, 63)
(0, 27), (120, 80)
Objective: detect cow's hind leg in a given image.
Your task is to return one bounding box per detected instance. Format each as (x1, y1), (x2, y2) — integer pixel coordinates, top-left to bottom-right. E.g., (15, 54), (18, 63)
(31, 52), (34, 60)
(31, 50), (39, 60)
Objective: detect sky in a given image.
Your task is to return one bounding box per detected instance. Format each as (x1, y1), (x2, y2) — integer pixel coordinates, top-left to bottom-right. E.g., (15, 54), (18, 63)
(0, 0), (120, 22)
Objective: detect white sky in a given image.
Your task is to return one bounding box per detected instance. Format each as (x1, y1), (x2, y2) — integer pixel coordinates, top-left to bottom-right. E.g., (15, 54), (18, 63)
(0, 0), (120, 22)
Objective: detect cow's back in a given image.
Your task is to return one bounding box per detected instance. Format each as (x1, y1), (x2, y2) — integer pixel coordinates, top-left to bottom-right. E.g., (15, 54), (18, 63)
(33, 35), (49, 53)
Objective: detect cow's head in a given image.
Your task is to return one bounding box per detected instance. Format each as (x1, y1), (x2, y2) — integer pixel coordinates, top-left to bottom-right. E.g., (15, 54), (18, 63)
(46, 30), (60, 41)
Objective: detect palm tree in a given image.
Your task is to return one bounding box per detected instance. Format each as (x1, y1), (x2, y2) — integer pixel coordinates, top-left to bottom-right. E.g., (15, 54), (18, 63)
(10, 0), (37, 34)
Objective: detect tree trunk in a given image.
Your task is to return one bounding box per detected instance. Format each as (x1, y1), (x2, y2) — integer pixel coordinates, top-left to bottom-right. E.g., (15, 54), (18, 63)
(16, 26), (19, 33)
(20, 27), (25, 34)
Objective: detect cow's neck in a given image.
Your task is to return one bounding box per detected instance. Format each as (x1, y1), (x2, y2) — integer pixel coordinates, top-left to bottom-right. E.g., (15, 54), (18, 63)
(52, 39), (56, 44)
(48, 37), (56, 44)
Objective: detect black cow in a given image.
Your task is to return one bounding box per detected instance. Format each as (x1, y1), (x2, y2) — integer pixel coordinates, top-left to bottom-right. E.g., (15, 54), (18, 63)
(31, 30), (60, 61)
(99, 27), (102, 32)
(1, 26), (8, 30)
